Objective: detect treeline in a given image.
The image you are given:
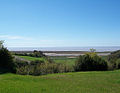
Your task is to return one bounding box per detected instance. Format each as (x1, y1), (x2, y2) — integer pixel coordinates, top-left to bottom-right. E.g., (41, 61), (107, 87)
(0, 41), (120, 76)
(74, 50), (120, 71)
(14, 50), (46, 57)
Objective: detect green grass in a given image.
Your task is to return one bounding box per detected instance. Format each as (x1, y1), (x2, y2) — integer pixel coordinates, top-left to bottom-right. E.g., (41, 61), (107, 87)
(51, 56), (77, 66)
(17, 56), (77, 66)
(16, 56), (108, 66)
(53, 58), (76, 66)
(17, 56), (46, 61)
(0, 70), (120, 93)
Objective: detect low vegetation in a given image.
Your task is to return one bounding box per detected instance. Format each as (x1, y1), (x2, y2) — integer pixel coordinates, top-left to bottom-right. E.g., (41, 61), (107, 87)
(0, 70), (120, 93)
(0, 40), (120, 76)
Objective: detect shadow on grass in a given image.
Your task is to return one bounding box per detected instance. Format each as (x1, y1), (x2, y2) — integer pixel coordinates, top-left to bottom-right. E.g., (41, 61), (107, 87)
(0, 68), (13, 74)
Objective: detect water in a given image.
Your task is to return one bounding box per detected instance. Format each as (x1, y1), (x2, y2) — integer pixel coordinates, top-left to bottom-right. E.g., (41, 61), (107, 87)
(8, 46), (120, 52)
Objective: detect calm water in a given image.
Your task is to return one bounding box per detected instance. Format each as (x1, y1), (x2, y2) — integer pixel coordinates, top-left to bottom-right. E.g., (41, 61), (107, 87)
(8, 46), (120, 52)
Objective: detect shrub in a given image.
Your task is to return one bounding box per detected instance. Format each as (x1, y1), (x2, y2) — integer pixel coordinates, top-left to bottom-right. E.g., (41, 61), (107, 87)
(108, 50), (120, 61)
(15, 60), (74, 76)
(29, 62), (73, 76)
(108, 50), (120, 70)
(14, 59), (29, 75)
(116, 59), (120, 69)
(74, 53), (108, 71)
(16, 65), (30, 75)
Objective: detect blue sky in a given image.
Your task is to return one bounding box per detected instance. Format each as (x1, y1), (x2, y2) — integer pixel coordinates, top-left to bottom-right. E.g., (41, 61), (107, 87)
(0, 0), (120, 47)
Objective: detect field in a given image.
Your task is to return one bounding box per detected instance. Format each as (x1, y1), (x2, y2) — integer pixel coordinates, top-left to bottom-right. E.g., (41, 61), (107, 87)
(0, 70), (120, 93)
(16, 55), (107, 66)
(15, 55), (77, 66)
(16, 55), (46, 61)
(51, 56), (77, 66)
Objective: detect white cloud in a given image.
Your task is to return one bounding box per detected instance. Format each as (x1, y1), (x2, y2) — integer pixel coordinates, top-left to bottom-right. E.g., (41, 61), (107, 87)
(0, 35), (33, 40)
(0, 35), (67, 47)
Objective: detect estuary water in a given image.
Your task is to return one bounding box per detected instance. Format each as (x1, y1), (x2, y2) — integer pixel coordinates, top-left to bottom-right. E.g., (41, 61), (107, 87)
(8, 46), (120, 52)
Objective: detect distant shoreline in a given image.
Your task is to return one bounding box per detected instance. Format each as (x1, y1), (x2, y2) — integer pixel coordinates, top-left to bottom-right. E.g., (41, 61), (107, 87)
(8, 46), (120, 52)
(10, 46), (120, 57)
(12, 51), (111, 57)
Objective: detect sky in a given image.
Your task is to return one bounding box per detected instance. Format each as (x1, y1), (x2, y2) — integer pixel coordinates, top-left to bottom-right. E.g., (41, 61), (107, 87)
(0, 0), (120, 47)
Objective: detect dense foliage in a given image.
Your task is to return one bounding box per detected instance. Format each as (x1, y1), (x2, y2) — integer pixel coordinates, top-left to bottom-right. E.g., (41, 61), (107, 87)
(108, 50), (120, 61)
(15, 60), (73, 75)
(108, 50), (120, 69)
(15, 50), (46, 57)
(74, 53), (108, 71)
(0, 47), (15, 72)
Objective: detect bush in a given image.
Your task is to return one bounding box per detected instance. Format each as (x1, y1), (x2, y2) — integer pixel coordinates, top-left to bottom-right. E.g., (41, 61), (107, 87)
(0, 47), (15, 72)
(108, 50), (120, 70)
(14, 59), (29, 75)
(108, 50), (120, 61)
(15, 60), (74, 76)
(116, 59), (120, 69)
(74, 53), (108, 71)
(15, 50), (46, 58)
(107, 62), (115, 70)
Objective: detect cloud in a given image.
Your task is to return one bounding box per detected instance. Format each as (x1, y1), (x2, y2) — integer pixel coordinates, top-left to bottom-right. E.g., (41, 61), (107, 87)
(0, 35), (67, 47)
(0, 35), (33, 40)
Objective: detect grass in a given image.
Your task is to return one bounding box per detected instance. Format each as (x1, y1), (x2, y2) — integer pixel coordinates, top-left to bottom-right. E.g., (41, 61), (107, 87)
(16, 56), (46, 61)
(17, 56), (77, 66)
(0, 70), (120, 93)
(51, 56), (77, 66)
(16, 56), (108, 66)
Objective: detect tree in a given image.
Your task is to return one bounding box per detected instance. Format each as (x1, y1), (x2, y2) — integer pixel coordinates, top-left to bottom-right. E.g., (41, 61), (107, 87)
(33, 50), (45, 57)
(0, 41), (15, 72)
(108, 50), (120, 69)
(74, 53), (108, 71)
(0, 40), (4, 48)
(90, 48), (96, 52)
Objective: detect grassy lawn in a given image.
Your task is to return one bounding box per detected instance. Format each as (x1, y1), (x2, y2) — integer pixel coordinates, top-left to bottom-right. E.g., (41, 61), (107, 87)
(0, 70), (120, 93)
(16, 56), (46, 61)
(50, 56), (77, 66)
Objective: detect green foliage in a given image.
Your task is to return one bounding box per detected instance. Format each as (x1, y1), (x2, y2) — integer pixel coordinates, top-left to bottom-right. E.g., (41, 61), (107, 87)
(0, 47), (15, 72)
(0, 40), (4, 48)
(16, 60), (74, 76)
(108, 50), (120, 61)
(74, 53), (108, 71)
(15, 50), (46, 58)
(90, 48), (96, 52)
(33, 50), (46, 57)
(108, 50), (120, 69)
(116, 59), (120, 69)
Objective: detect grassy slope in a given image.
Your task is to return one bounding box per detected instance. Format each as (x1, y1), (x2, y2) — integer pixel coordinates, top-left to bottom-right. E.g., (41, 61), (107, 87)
(0, 70), (120, 93)
(52, 57), (77, 66)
